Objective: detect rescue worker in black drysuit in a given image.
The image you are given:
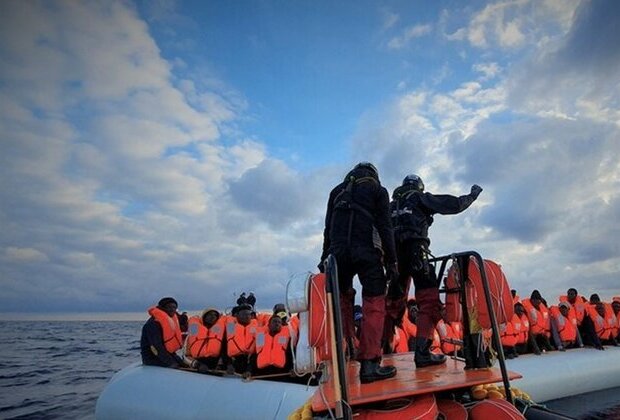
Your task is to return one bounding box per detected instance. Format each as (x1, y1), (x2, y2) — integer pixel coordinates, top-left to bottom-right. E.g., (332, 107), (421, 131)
(319, 162), (399, 383)
(387, 174), (482, 368)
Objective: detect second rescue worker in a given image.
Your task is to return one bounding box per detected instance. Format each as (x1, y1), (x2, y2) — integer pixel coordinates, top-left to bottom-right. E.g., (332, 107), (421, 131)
(388, 174), (482, 368)
(320, 162), (398, 384)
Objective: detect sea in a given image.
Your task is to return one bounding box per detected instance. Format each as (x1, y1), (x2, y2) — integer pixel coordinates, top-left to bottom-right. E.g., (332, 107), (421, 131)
(0, 313), (619, 419)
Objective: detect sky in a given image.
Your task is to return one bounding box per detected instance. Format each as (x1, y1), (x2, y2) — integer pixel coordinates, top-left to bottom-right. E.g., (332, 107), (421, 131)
(0, 0), (618, 314)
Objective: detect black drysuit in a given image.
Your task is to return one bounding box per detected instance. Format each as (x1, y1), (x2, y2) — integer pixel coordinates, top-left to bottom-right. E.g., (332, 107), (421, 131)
(320, 166), (397, 360)
(388, 185), (478, 340)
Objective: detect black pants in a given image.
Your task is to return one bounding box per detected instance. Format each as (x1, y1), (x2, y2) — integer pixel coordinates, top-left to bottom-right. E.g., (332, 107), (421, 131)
(331, 245), (387, 297)
(388, 239), (437, 299)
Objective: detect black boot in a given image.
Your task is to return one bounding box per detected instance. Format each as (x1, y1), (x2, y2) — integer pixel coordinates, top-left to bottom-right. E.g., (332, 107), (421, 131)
(414, 337), (446, 368)
(359, 359), (397, 384)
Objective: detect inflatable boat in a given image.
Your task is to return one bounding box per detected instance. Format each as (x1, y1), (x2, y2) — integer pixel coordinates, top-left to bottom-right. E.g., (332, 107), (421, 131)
(96, 252), (620, 419)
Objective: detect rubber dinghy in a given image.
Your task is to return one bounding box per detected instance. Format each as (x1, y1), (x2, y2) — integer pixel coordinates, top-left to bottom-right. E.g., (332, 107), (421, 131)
(96, 251), (620, 419)
(95, 347), (620, 420)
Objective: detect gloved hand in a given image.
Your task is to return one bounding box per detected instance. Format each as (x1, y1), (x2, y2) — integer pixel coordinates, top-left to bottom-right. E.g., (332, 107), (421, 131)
(470, 184), (483, 199)
(386, 262), (399, 283)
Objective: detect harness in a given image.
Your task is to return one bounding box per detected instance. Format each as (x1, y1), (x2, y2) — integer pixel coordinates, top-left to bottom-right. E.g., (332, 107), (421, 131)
(331, 175), (378, 246)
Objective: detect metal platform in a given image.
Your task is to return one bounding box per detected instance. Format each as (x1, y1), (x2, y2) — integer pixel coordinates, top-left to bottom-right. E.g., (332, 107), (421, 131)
(311, 352), (521, 412)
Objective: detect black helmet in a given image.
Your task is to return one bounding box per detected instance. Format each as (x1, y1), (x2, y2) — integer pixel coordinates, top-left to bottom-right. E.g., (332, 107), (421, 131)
(402, 174), (424, 191)
(352, 162), (379, 179)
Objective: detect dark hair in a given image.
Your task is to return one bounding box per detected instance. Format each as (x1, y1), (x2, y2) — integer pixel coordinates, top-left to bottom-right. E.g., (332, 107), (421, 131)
(158, 297), (178, 308)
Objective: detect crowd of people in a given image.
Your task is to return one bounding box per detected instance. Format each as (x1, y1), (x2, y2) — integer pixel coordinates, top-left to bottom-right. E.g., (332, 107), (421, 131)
(140, 294), (303, 379)
(139, 162), (619, 386)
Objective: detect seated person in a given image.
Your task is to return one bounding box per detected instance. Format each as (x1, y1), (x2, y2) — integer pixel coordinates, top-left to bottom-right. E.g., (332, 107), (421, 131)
(522, 290), (554, 352)
(588, 302), (618, 347)
(513, 302), (541, 355)
(252, 315), (292, 376)
(223, 305), (258, 375)
(186, 308), (226, 371)
(140, 297), (185, 368)
(550, 302), (582, 350)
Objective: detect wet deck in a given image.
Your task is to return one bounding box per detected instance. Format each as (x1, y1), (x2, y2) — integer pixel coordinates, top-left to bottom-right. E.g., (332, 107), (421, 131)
(311, 352), (521, 411)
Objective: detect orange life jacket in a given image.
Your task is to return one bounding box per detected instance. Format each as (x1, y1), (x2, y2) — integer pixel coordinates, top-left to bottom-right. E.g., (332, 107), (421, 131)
(256, 312), (272, 327)
(392, 326), (409, 353)
(437, 319), (459, 354)
(559, 295), (587, 326)
(148, 306), (183, 353)
(515, 313), (529, 344)
(550, 306), (577, 343)
(402, 314), (417, 340)
(431, 329), (443, 354)
(186, 315), (225, 359)
(586, 305), (609, 340)
(521, 299), (551, 337)
(226, 318), (258, 357)
(500, 319), (517, 348)
(256, 326), (290, 369)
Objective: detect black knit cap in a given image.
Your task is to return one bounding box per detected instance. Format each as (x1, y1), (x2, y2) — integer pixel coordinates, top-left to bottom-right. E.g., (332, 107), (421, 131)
(158, 297), (178, 308)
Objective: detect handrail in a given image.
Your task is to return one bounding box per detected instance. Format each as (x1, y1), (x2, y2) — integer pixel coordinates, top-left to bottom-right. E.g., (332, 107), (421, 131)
(325, 254), (352, 420)
(432, 250), (514, 404)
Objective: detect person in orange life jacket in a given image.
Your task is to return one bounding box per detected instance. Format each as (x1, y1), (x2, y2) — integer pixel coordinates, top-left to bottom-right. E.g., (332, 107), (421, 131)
(319, 162), (398, 384)
(223, 305), (257, 376)
(513, 302), (541, 355)
(140, 297), (186, 368)
(551, 302), (583, 350)
(187, 308), (225, 372)
(252, 315), (292, 376)
(501, 310), (522, 359)
(560, 288), (588, 327)
(387, 174), (482, 368)
(523, 290), (554, 352)
(511, 289), (520, 304)
(593, 302), (618, 346)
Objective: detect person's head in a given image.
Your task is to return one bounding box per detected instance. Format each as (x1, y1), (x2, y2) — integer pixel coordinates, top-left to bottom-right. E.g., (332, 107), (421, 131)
(268, 315), (283, 335)
(558, 302), (570, 317)
(595, 302), (606, 317)
(612, 301), (620, 315)
(530, 290), (543, 306)
(349, 162), (379, 181)
(236, 306), (253, 325)
(402, 174), (424, 192)
(567, 288), (578, 301)
(273, 303), (286, 314)
(157, 297), (178, 317)
(511, 289), (517, 298)
(514, 302), (525, 316)
(590, 294), (601, 304)
(202, 309), (220, 328)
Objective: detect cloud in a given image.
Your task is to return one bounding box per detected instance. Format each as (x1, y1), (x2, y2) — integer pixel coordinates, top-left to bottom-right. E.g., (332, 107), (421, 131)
(445, 0), (580, 49)
(228, 159), (323, 229)
(387, 24), (432, 50)
(507, 0), (620, 123)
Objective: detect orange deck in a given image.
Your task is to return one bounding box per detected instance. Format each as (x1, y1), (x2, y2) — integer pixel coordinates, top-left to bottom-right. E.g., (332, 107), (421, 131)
(311, 353), (521, 412)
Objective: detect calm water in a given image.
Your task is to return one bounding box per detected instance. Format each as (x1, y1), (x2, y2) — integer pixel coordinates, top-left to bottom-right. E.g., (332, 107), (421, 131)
(0, 320), (142, 419)
(0, 319), (619, 419)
